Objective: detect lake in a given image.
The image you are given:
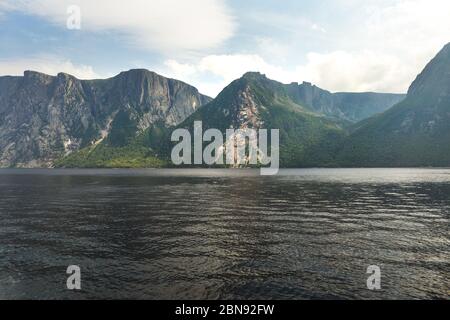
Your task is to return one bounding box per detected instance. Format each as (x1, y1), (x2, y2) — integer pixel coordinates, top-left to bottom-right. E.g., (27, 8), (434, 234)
(0, 168), (448, 299)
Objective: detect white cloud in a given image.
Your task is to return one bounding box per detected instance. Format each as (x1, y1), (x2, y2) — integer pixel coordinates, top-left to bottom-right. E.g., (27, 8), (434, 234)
(0, 0), (235, 52)
(162, 54), (293, 97)
(246, 10), (328, 35)
(163, 0), (450, 96)
(296, 51), (413, 93)
(197, 55), (290, 83)
(365, 0), (450, 58)
(311, 24), (326, 33)
(2, 0), (448, 96)
(254, 38), (292, 63)
(367, 0), (450, 38)
(0, 56), (102, 79)
(163, 50), (416, 97)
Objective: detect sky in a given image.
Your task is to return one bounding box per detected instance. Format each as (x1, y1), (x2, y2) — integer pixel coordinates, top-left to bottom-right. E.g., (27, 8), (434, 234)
(0, 0), (449, 97)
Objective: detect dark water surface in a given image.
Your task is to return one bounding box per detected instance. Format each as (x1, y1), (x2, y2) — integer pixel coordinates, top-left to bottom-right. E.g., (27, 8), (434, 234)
(0, 168), (448, 299)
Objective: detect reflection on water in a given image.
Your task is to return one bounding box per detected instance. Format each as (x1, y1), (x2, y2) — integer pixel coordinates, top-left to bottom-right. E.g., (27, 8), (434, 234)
(0, 169), (449, 299)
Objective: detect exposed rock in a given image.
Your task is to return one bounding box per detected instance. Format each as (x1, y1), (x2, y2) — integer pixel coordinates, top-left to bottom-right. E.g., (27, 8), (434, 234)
(0, 69), (211, 167)
(287, 81), (405, 123)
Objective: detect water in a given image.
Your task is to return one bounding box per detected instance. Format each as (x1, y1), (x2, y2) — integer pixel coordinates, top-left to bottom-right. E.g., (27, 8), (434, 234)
(0, 168), (448, 300)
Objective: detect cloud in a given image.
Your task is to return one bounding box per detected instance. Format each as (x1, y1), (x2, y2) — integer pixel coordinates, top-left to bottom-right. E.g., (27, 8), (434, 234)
(254, 38), (292, 62)
(162, 0), (450, 96)
(2, 0), (447, 97)
(0, 0), (235, 52)
(246, 10), (328, 35)
(197, 55), (290, 83)
(0, 56), (102, 79)
(311, 24), (326, 33)
(163, 50), (417, 97)
(365, 0), (450, 55)
(163, 54), (292, 97)
(296, 51), (415, 93)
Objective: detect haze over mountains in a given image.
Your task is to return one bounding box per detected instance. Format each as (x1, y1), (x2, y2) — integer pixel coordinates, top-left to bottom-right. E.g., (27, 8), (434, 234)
(0, 43), (449, 168)
(339, 43), (450, 167)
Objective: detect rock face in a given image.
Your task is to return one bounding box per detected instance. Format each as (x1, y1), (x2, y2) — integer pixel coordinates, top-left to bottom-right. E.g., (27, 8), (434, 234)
(1, 60), (423, 169)
(339, 43), (450, 167)
(182, 71), (404, 131)
(286, 82), (405, 123)
(175, 72), (348, 167)
(0, 69), (211, 167)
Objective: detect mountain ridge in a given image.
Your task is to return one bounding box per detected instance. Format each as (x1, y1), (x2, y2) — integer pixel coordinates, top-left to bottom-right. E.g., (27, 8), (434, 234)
(239, 72), (405, 123)
(148, 71), (351, 167)
(4, 43), (449, 169)
(0, 69), (212, 167)
(338, 42), (450, 167)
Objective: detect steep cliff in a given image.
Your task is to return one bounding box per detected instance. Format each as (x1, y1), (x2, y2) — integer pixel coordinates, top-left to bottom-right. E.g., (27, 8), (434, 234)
(0, 69), (211, 167)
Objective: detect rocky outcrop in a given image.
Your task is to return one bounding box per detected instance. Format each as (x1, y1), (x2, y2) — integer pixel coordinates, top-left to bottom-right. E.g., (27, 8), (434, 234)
(286, 81), (405, 123)
(176, 71), (348, 167)
(0, 69), (211, 167)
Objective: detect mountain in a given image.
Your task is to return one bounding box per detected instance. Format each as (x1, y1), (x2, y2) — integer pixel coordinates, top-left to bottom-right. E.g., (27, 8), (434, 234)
(161, 72), (348, 167)
(0, 69), (211, 167)
(338, 43), (450, 167)
(285, 82), (405, 123)
(0, 63), (409, 169)
(160, 72), (406, 167)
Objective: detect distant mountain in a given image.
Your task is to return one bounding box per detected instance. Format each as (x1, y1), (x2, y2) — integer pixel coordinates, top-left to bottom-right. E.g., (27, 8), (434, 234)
(285, 82), (405, 123)
(0, 69), (211, 167)
(339, 43), (450, 167)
